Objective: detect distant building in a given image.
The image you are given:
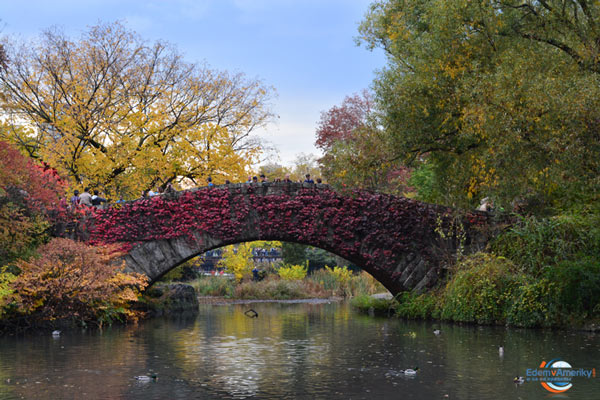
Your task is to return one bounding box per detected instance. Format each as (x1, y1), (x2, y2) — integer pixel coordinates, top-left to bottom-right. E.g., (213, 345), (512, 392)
(197, 247), (282, 271)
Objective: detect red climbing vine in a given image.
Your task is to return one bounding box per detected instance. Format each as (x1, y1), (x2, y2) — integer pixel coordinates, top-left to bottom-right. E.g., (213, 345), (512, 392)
(86, 184), (489, 272)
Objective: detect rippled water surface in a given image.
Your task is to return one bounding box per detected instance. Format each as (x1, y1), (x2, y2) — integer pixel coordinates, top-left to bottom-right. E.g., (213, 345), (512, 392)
(0, 302), (598, 399)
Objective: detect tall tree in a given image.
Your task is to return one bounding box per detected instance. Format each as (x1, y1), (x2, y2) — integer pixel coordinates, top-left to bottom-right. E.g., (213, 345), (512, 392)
(0, 22), (275, 197)
(358, 0), (600, 210)
(282, 242), (307, 266)
(315, 90), (410, 193)
(316, 90), (374, 151)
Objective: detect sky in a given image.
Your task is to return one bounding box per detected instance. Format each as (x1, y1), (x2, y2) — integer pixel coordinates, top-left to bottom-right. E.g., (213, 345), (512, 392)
(1, 0), (386, 166)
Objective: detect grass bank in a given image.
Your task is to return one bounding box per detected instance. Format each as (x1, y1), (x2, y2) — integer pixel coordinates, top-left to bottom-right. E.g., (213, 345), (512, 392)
(187, 268), (388, 301)
(350, 294), (396, 317)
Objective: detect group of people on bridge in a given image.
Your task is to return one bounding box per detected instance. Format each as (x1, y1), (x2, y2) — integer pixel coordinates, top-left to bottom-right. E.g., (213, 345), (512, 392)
(65, 173), (324, 210)
(206, 173), (323, 187)
(69, 188), (107, 209)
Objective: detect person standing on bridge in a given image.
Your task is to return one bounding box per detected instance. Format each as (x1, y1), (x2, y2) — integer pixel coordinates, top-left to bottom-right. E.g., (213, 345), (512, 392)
(304, 174), (314, 184)
(207, 177), (214, 187)
(91, 190), (107, 207)
(79, 187), (93, 207)
(165, 183), (175, 194)
(70, 190), (80, 207)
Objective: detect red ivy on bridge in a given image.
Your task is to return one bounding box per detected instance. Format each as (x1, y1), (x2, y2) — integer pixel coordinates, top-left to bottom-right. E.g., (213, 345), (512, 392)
(86, 185), (488, 274)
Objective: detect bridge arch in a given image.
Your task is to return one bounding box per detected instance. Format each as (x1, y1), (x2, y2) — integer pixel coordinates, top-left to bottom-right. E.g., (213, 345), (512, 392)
(88, 182), (491, 295)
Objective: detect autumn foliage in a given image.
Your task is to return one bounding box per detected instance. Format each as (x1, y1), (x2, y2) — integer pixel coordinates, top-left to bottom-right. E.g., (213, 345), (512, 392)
(0, 141), (148, 330)
(0, 141), (65, 212)
(315, 91), (411, 194)
(217, 242), (254, 282)
(0, 141), (66, 265)
(0, 22), (274, 197)
(4, 238), (147, 326)
(357, 0), (600, 209)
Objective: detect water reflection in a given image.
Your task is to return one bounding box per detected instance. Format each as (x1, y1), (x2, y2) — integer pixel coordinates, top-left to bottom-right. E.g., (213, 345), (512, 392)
(0, 302), (598, 399)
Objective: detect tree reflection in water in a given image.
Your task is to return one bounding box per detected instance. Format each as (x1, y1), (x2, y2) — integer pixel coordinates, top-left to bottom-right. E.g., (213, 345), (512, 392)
(0, 302), (598, 399)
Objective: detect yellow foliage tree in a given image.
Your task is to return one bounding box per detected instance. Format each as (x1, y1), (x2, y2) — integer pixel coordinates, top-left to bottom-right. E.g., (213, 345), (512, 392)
(0, 269), (16, 319)
(277, 262), (308, 281)
(217, 243), (254, 282)
(0, 22), (275, 198)
(324, 265), (352, 285)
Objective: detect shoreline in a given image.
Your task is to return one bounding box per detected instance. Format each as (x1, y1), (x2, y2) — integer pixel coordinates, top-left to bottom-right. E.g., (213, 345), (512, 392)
(197, 296), (344, 305)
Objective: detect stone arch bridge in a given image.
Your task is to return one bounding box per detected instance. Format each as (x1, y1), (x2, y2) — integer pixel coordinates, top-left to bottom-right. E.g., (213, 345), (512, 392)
(85, 182), (493, 295)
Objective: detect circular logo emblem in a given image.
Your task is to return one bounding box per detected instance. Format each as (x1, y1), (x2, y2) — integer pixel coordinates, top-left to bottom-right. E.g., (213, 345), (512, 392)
(540, 359), (573, 393)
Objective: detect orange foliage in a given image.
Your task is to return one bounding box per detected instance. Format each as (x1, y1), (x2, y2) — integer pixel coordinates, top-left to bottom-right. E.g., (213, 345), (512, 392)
(9, 238), (147, 326)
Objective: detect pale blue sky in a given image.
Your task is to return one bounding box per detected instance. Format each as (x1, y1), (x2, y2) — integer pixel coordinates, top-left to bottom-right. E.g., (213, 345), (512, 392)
(1, 0), (385, 165)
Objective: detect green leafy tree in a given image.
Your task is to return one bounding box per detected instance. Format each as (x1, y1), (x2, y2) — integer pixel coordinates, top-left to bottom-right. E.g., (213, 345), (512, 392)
(358, 0), (600, 211)
(304, 246), (353, 271)
(282, 242), (307, 266)
(407, 162), (436, 202)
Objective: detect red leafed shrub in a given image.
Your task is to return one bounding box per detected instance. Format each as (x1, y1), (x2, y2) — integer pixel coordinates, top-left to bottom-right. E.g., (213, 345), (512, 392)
(0, 141), (66, 212)
(7, 238), (147, 326)
(0, 141), (68, 265)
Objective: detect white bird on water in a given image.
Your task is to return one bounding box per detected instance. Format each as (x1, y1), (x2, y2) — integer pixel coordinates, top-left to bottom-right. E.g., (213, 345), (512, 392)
(498, 346), (504, 356)
(51, 330), (61, 337)
(399, 367), (420, 376)
(135, 373), (158, 383)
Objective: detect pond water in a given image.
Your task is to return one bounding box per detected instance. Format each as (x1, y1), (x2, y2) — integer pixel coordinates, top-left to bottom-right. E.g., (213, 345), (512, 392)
(0, 301), (598, 399)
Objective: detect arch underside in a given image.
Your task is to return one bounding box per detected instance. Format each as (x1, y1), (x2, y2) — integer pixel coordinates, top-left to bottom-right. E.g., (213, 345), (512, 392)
(122, 231), (439, 296)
